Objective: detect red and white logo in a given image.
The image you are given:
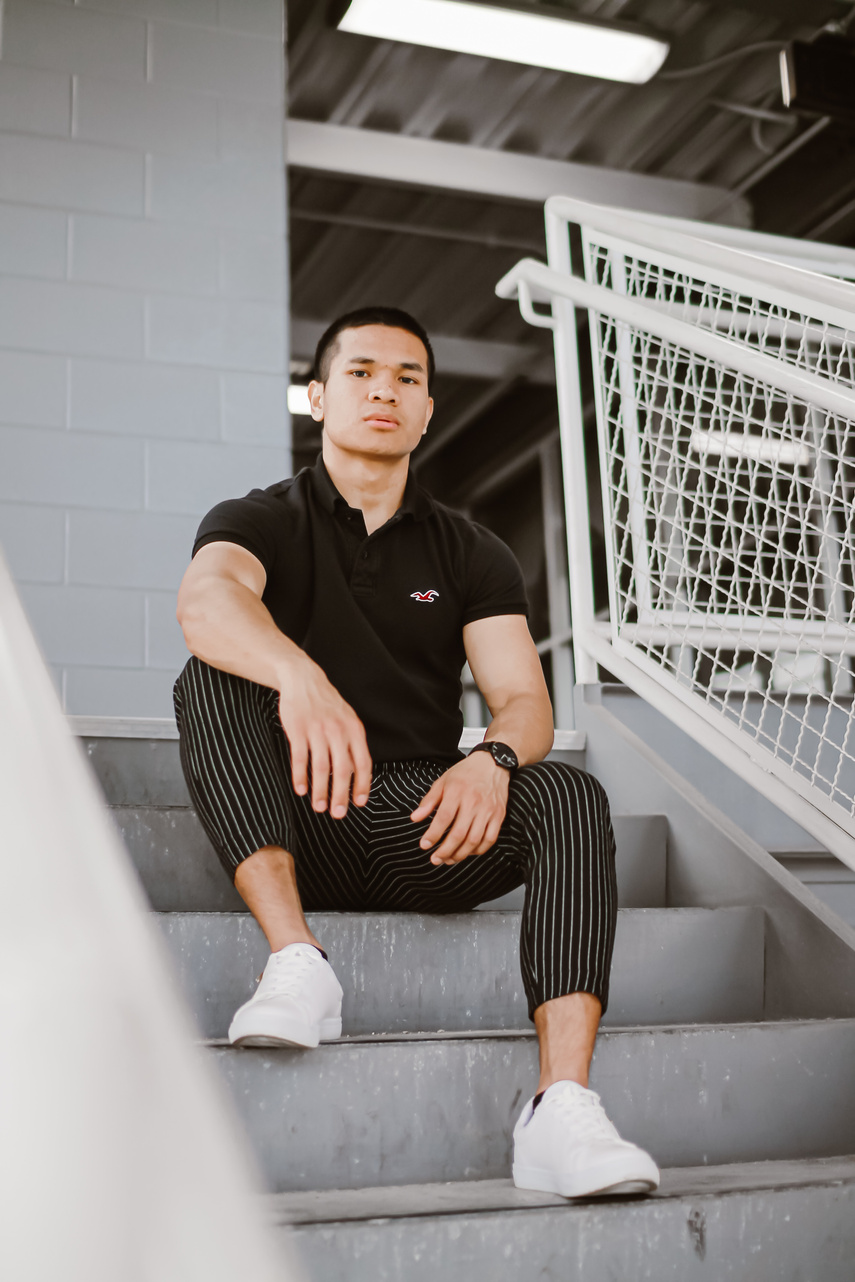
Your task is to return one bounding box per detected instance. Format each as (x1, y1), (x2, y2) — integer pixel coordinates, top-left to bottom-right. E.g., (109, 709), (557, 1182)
(411, 589), (439, 602)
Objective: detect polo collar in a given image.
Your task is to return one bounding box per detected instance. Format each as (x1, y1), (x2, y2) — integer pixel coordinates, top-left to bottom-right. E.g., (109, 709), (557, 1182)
(310, 453), (432, 522)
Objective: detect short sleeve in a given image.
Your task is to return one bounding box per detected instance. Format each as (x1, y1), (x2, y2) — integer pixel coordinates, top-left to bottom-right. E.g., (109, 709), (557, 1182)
(192, 490), (280, 577)
(462, 524), (529, 626)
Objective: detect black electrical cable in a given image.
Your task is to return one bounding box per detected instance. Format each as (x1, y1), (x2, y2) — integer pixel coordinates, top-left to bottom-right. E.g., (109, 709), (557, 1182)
(710, 98), (794, 124)
(658, 40), (786, 81)
(658, 4), (855, 81)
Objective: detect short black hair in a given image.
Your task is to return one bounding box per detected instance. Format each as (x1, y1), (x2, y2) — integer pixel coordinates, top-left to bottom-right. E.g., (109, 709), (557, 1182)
(313, 306), (435, 390)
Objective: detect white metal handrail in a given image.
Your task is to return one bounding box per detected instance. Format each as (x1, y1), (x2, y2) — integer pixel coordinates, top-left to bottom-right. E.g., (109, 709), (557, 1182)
(0, 550), (296, 1280)
(544, 195), (855, 314)
(497, 199), (855, 873)
(502, 257), (855, 420)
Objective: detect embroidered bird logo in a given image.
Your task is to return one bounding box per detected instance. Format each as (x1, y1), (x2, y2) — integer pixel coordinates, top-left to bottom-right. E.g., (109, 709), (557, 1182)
(411, 589), (439, 602)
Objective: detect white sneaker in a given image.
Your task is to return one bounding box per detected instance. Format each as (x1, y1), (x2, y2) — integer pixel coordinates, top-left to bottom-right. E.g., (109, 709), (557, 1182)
(228, 942), (343, 1049)
(513, 1079), (660, 1198)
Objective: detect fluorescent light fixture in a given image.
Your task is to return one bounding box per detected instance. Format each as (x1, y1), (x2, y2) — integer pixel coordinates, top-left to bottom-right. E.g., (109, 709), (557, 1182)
(288, 384), (312, 416)
(337, 0), (669, 85)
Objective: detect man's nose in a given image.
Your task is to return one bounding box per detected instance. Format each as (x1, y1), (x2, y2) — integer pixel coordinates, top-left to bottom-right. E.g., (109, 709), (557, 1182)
(368, 380), (397, 402)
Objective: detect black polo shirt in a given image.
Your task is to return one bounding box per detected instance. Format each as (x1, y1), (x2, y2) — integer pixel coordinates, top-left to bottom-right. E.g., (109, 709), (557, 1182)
(190, 455), (528, 763)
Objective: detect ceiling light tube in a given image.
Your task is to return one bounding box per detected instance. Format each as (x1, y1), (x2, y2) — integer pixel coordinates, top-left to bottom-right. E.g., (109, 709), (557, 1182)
(336, 0), (669, 85)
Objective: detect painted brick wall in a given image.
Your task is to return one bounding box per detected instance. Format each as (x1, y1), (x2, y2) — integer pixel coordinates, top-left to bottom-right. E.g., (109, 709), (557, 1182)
(0, 0), (290, 717)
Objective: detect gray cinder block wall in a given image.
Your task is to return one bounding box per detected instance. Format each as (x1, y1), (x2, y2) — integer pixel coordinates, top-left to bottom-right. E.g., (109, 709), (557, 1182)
(0, 0), (290, 717)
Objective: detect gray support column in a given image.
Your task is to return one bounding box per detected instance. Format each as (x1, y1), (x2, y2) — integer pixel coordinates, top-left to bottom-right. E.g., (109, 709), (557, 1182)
(0, 0), (291, 717)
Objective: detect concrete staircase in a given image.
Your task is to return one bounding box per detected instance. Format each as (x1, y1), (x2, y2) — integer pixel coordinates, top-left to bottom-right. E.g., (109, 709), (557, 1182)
(80, 688), (855, 1280)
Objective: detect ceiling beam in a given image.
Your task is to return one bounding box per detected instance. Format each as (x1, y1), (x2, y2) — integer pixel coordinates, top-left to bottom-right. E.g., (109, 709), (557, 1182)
(291, 206), (543, 253)
(697, 0), (839, 18)
(287, 120), (753, 225)
(291, 317), (555, 384)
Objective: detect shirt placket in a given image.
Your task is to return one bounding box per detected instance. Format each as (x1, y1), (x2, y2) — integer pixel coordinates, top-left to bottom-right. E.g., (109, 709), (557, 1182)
(350, 535), (376, 597)
(347, 511), (403, 599)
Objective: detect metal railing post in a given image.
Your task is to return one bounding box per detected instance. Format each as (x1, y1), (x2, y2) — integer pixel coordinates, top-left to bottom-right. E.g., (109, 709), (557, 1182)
(544, 205), (599, 685)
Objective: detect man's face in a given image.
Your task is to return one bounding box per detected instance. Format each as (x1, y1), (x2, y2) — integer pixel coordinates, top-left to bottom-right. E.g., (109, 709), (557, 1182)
(309, 324), (434, 460)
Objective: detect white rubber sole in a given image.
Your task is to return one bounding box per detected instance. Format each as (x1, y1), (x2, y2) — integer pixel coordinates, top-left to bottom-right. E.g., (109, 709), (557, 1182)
(513, 1154), (660, 1199)
(229, 1014), (342, 1049)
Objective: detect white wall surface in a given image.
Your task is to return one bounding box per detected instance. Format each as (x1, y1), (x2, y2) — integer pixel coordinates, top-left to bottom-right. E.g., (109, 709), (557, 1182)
(0, 0), (290, 716)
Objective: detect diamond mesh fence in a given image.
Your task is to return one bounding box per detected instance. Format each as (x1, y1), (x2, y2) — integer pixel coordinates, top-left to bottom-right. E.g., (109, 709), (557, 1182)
(582, 231), (855, 830)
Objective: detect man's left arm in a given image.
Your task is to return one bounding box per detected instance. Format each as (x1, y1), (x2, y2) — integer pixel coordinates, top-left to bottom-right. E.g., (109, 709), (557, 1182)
(410, 614), (554, 865)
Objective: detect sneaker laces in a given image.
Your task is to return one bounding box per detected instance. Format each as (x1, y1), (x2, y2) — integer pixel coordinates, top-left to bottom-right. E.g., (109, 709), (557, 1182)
(548, 1087), (623, 1144)
(258, 948), (319, 998)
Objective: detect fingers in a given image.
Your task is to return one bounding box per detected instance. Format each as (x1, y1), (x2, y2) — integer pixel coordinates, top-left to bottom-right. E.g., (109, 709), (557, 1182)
(327, 733), (354, 819)
(310, 730), (373, 816)
(473, 816), (503, 857)
(415, 766), (508, 864)
(290, 728), (371, 815)
(326, 723), (372, 816)
(410, 778), (442, 823)
(290, 732), (309, 798)
(430, 813), (489, 866)
(350, 735), (373, 808)
(320, 723), (372, 817)
(280, 686), (372, 817)
(309, 735), (331, 812)
(418, 790), (456, 850)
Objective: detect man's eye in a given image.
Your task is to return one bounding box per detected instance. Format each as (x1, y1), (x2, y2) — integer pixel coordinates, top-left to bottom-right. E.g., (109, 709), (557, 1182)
(400, 376), (417, 384)
(349, 369), (368, 376)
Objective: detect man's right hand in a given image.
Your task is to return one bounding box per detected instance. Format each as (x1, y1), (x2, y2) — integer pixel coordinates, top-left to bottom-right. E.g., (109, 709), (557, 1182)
(277, 655), (373, 819)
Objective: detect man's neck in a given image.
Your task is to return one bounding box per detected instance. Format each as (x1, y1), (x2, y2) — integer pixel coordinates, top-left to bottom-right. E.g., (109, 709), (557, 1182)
(322, 442), (410, 536)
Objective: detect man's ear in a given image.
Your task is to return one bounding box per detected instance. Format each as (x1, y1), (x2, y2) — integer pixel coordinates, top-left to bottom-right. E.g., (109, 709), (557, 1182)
(423, 395), (434, 435)
(308, 379), (325, 422)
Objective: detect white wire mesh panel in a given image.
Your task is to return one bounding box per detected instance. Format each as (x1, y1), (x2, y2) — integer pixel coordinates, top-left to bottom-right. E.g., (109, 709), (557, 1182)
(582, 230), (855, 833)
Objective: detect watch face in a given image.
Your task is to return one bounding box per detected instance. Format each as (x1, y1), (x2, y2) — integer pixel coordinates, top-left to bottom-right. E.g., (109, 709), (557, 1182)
(491, 743), (518, 770)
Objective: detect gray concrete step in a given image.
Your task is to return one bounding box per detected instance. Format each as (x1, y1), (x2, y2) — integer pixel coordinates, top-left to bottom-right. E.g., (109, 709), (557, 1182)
(81, 733), (588, 808)
(159, 906), (765, 1037)
(82, 734), (189, 807)
(772, 850), (855, 930)
(270, 1157), (855, 1282)
(119, 808), (667, 912)
(206, 1019), (855, 1192)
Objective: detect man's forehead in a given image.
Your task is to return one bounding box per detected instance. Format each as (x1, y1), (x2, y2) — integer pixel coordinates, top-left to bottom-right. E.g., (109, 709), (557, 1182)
(335, 325), (427, 368)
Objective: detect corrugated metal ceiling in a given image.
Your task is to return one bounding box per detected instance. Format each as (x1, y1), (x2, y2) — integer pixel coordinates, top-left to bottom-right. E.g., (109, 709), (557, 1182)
(285, 0), (855, 495)
(288, 0), (843, 185)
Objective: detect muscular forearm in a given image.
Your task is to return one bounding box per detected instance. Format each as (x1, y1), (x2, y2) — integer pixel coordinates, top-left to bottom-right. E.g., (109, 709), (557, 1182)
(484, 691), (554, 766)
(178, 576), (313, 691)
(178, 549), (372, 816)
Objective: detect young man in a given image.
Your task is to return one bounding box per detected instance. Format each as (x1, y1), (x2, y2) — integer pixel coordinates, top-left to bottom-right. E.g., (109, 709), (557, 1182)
(174, 305), (659, 1199)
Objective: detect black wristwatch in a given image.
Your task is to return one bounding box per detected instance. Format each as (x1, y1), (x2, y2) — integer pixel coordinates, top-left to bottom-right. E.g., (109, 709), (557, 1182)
(469, 740), (519, 772)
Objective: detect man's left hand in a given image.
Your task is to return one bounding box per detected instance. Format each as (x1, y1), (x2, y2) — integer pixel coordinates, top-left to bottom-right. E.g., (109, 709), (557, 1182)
(410, 752), (510, 866)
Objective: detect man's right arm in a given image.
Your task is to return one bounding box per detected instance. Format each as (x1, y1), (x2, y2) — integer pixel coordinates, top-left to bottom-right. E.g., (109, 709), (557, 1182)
(177, 541), (372, 817)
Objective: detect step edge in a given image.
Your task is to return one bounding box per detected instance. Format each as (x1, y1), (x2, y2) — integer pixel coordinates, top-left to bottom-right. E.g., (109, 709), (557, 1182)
(71, 717), (585, 754)
(202, 1015), (855, 1048)
(113, 805), (661, 817)
(268, 1155), (855, 1226)
(155, 905), (765, 920)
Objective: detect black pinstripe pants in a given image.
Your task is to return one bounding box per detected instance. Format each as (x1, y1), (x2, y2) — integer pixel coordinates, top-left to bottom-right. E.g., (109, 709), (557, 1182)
(173, 656), (618, 1018)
